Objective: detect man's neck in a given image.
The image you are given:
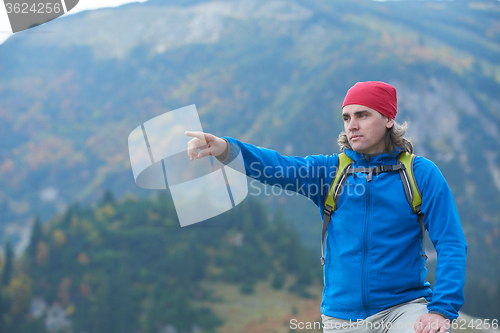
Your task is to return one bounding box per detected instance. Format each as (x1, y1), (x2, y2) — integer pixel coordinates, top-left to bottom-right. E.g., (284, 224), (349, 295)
(357, 150), (389, 161)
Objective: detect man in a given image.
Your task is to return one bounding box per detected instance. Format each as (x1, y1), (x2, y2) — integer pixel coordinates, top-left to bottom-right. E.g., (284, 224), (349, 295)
(186, 81), (467, 333)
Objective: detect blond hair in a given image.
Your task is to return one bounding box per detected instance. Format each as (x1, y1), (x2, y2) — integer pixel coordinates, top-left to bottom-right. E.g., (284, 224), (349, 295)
(337, 117), (413, 155)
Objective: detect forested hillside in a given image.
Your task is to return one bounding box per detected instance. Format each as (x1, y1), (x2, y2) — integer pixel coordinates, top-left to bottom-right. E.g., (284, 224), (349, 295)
(0, 194), (320, 332)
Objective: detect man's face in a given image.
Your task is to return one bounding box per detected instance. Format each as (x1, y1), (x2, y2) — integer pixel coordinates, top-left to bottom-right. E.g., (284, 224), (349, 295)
(342, 104), (394, 155)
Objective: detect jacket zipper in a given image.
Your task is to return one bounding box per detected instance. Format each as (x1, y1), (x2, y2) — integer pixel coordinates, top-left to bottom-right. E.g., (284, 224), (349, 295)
(362, 171), (370, 315)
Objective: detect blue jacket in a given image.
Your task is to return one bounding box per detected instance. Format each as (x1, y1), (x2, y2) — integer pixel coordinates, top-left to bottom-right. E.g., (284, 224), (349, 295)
(221, 137), (467, 321)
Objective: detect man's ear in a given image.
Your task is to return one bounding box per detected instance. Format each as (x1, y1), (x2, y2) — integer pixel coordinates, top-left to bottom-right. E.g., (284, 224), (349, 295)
(386, 117), (395, 129)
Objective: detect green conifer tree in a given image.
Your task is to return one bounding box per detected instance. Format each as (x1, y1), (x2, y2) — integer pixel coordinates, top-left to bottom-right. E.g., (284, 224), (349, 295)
(1, 240), (13, 287)
(27, 216), (42, 261)
(102, 190), (114, 205)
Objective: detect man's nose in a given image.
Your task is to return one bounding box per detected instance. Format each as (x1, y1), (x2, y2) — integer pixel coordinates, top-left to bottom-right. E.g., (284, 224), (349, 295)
(348, 119), (359, 131)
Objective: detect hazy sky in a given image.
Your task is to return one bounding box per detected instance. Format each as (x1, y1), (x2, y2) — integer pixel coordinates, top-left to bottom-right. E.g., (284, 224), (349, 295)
(0, 0), (148, 45)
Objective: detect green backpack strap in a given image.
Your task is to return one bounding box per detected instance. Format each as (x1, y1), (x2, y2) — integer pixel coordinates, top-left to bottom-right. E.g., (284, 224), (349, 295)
(320, 152), (427, 266)
(398, 152), (428, 260)
(321, 152), (353, 265)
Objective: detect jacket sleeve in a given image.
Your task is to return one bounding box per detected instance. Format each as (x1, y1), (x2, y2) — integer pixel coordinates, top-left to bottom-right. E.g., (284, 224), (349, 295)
(219, 137), (336, 208)
(414, 156), (468, 321)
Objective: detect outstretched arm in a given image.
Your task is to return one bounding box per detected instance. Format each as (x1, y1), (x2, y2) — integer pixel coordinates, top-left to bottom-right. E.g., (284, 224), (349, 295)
(184, 132), (336, 208)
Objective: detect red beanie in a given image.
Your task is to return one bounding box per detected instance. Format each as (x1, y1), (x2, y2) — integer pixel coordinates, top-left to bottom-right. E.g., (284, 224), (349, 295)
(342, 81), (397, 119)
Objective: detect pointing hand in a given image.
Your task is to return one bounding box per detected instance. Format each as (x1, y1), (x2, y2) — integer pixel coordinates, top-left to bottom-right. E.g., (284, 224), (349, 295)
(185, 131), (227, 161)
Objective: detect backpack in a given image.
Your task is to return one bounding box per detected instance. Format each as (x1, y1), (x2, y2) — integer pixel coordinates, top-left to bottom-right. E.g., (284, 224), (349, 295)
(320, 151), (427, 266)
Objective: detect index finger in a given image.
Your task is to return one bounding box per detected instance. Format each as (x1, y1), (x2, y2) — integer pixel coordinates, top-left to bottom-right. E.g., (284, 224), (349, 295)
(185, 131), (206, 141)
(414, 319), (423, 333)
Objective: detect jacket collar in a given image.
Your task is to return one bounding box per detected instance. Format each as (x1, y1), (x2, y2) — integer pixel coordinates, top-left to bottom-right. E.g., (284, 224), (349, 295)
(344, 148), (401, 167)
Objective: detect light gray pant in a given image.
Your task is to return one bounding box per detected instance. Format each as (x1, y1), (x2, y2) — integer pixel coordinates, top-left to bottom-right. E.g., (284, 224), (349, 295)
(321, 297), (451, 333)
